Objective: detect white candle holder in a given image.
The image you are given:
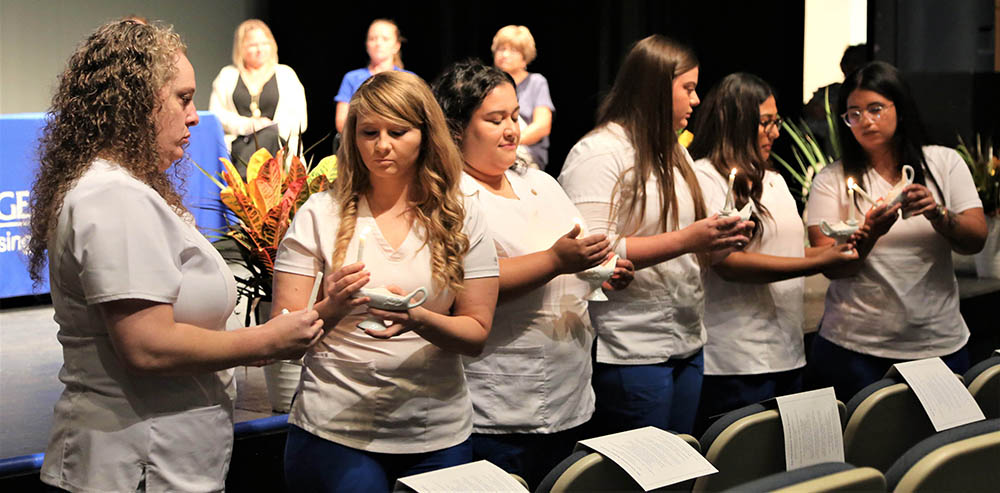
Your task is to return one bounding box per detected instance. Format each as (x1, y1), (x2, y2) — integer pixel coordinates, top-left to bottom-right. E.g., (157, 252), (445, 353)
(353, 286), (428, 331)
(576, 254), (619, 302)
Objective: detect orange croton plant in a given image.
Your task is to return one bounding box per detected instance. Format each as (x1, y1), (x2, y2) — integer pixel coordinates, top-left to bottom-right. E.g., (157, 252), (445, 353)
(196, 147), (337, 299)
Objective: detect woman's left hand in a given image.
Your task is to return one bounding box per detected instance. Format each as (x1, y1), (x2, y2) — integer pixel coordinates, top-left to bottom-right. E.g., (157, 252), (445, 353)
(901, 184), (938, 218)
(603, 256), (635, 291)
(363, 285), (422, 339)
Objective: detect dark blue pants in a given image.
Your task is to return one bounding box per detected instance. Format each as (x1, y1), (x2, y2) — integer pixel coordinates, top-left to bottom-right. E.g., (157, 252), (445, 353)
(590, 350), (704, 436)
(284, 425), (473, 492)
(471, 424), (585, 490)
(695, 368), (804, 436)
(807, 335), (970, 402)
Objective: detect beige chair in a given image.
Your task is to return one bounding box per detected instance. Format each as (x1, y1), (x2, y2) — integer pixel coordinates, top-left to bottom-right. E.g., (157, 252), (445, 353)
(534, 433), (700, 493)
(884, 418), (1000, 492)
(693, 401), (847, 492)
(964, 355), (1000, 419)
(843, 378), (938, 472)
(719, 462), (885, 493)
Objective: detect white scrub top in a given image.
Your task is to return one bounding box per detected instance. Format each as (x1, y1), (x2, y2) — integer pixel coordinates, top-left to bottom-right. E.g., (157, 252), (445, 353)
(459, 169), (596, 434)
(805, 146), (981, 359)
(694, 159), (806, 375)
(41, 159), (238, 493)
(275, 191), (499, 453)
(559, 123), (706, 365)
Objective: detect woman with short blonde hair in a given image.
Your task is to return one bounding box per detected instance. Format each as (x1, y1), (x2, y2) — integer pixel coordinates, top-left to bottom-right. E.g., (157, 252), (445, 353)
(491, 25), (554, 169)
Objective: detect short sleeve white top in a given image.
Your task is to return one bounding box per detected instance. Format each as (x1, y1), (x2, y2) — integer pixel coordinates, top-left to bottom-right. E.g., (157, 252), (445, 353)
(459, 169), (595, 434)
(41, 159), (238, 493)
(694, 159), (807, 375)
(274, 191), (499, 453)
(558, 123), (706, 365)
(804, 146), (981, 359)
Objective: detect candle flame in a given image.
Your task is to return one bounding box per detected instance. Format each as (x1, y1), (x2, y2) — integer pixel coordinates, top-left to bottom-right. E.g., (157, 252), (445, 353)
(730, 168), (737, 178)
(360, 225), (372, 238)
(847, 177), (855, 188)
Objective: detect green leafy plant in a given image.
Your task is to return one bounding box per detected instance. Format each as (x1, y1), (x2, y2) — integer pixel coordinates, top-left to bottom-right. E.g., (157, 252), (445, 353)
(773, 87), (842, 203)
(956, 134), (999, 215)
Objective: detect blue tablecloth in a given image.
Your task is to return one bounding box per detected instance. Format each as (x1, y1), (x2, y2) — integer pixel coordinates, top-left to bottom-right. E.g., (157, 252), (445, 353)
(0, 111), (230, 298)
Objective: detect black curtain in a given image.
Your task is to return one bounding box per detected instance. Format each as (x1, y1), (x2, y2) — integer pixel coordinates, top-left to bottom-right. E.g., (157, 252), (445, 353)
(266, 0), (805, 177)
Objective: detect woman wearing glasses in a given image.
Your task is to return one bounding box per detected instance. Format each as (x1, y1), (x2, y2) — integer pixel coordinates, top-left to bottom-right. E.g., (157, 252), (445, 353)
(804, 61), (986, 400)
(688, 73), (857, 430)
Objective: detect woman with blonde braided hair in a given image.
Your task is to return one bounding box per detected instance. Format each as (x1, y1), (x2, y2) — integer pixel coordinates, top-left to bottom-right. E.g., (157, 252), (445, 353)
(272, 70), (499, 492)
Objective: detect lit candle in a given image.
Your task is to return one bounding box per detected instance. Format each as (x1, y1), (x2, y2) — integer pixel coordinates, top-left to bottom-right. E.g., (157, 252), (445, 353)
(724, 168), (737, 211)
(847, 177), (856, 223)
(573, 217), (586, 237)
(849, 180), (877, 206)
(356, 226), (371, 264)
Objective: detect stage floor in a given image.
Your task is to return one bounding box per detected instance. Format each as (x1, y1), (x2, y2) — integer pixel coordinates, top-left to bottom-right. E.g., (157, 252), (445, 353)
(0, 302), (278, 459)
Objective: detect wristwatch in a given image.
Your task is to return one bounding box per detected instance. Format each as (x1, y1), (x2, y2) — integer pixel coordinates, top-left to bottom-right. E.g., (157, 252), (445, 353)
(927, 204), (946, 221)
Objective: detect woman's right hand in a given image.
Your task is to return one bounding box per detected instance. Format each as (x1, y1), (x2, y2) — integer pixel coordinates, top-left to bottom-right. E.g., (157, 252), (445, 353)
(262, 309), (324, 360)
(682, 214), (752, 253)
(548, 224), (611, 275)
(813, 242), (860, 267)
(861, 202), (901, 243)
(314, 262), (370, 326)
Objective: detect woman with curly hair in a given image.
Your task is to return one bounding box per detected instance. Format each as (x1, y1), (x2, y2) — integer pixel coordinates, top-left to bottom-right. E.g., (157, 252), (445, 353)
(29, 21), (323, 492)
(272, 70), (499, 492)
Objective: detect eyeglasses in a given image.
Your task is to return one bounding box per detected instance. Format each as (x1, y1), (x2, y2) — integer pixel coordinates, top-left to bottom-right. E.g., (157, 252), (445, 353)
(760, 117), (783, 132)
(841, 103), (894, 127)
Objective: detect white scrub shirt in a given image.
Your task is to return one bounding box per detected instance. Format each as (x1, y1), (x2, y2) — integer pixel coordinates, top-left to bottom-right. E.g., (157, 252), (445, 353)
(41, 159), (238, 493)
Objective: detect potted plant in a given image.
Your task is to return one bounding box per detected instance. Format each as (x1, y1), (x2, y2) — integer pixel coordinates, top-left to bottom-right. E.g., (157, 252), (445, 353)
(196, 146), (337, 412)
(956, 134), (1000, 278)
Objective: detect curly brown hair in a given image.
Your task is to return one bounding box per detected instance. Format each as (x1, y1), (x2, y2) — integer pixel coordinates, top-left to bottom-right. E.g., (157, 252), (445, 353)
(333, 71), (469, 293)
(27, 20), (187, 282)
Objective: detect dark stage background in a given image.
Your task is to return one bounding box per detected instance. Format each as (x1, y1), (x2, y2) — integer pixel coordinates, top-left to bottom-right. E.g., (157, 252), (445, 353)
(265, 0), (806, 178)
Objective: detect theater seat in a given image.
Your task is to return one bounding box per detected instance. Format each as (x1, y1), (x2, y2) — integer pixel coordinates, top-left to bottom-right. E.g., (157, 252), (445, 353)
(693, 401), (847, 492)
(964, 355), (1000, 419)
(843, 378), (936, 472)
(534, 433), (700, 493)
(884, 418), (1000, 492)
(719, 462), (885, 493)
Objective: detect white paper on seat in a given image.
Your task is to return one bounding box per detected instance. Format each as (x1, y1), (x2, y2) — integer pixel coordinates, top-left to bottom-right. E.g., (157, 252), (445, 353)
(775, 387), (845, 470)
(892, 357), (986, 432)
(577, 426), (717, 491)
(395, 460), (528, 493)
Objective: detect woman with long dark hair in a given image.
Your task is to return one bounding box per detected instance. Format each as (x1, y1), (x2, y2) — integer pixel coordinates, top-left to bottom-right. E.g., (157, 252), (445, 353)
(805, 61), (986, 400)
(688, 73), (856, 429)
(558, 35), (752, 435)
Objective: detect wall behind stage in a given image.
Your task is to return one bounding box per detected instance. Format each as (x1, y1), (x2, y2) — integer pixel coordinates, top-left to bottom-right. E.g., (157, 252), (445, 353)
(0, 0), (263, 114)
(265, 0), (805, 177)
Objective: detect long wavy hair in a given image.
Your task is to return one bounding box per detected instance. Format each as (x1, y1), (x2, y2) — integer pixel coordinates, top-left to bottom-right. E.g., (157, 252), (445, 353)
(596, 34), (707, 236)
(689, 72), (774, 241)
(333, 71), (468, 293)
(838, 61), (942, 205)
(27, 20), (187, 283)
